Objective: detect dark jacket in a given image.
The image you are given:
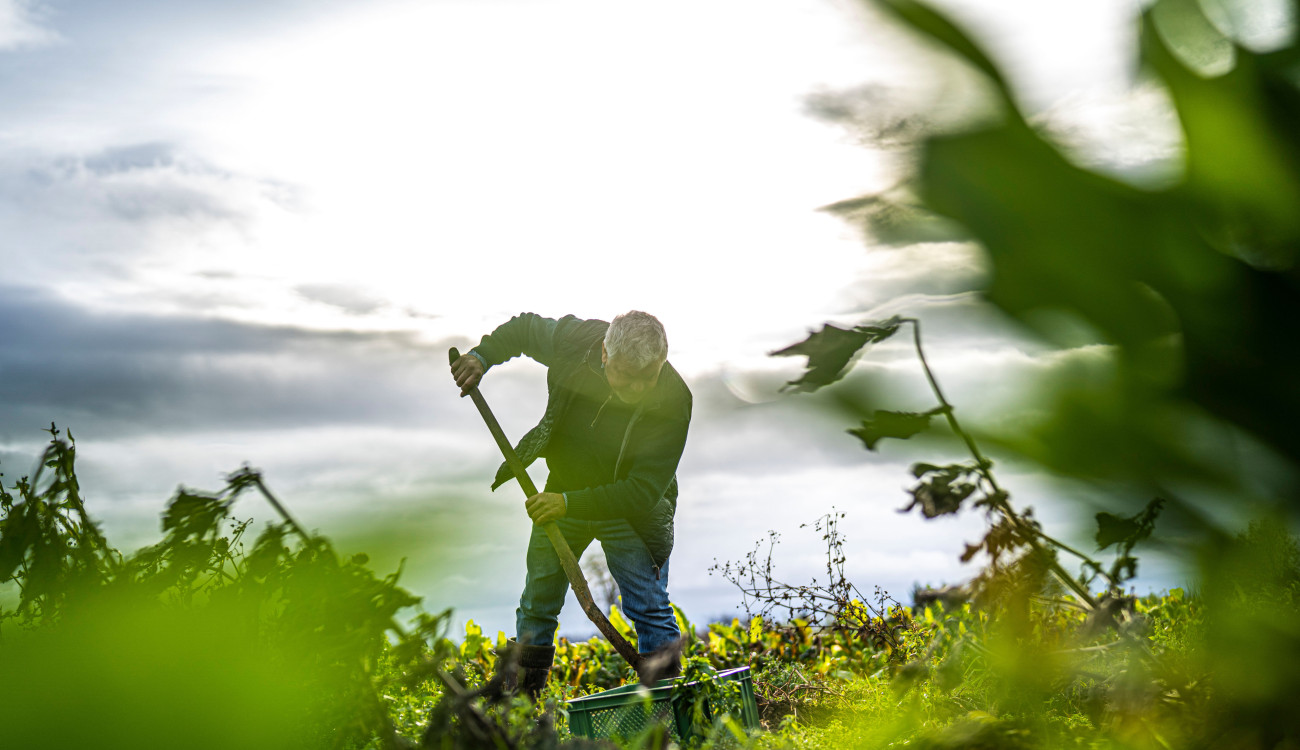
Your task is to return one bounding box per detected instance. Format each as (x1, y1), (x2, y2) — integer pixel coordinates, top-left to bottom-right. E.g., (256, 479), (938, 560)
(471, 313), (692, 567)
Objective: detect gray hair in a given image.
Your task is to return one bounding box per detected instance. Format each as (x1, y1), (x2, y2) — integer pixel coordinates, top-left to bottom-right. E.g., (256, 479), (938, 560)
(604, 311), (668, 369)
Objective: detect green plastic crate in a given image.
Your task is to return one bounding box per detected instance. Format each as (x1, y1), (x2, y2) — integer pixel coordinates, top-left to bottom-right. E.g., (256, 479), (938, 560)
(565, 666), (760, 743)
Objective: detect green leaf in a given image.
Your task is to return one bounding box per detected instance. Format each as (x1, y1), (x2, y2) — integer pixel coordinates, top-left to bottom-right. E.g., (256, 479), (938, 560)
(1095, 498), (1165, 550)
(772, 317), (903, 392)
(848, 410), (935, 450)
(161, 491), (229, 539)
(901, 465), (978, 518)
(608, 604), (636, 641)
(1094, 512), (1141, 551)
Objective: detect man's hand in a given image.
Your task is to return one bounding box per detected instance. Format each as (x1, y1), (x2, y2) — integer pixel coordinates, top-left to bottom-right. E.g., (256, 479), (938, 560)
(525, 492), (567, 525)
(451, 353), (485, 397)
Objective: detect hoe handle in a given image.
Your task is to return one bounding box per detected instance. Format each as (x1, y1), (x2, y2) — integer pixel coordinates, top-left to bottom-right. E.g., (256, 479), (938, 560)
(449, 347), (643, 671)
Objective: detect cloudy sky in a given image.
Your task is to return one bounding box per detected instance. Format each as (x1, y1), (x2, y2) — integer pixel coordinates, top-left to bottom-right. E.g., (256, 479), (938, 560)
(1, 0), (1209, 636)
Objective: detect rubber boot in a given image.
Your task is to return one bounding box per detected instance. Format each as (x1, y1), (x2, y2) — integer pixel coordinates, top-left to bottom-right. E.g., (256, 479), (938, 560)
(637, 639), (684, 686)
(519, 643), (556, 702)
(658, 653), (682, 680)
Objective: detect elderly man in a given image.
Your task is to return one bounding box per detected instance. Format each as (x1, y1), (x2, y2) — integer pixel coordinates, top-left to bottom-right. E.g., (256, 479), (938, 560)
(450, 311), (692, 697)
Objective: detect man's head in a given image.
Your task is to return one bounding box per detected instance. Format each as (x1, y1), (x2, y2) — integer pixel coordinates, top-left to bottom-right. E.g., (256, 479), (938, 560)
(601, 311), (668, 404)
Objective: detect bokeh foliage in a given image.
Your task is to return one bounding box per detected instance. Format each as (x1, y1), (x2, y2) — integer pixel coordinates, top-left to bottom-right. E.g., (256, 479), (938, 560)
(859, 0), (1300, 499)
(0, 427), (427, 749)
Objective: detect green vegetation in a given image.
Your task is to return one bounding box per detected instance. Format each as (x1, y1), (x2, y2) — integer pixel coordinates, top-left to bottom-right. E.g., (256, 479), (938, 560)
(0, 431), (1227, 748)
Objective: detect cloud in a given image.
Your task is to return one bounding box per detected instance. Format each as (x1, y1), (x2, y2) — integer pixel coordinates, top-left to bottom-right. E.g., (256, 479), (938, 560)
(33, 141), (287, 222)
(4, 141), (297, 224)
(295, 283), (386, 316)
(834, 242), (990, 310)
(0, 285), (484, 442)
(1033, 81), (1185, 186)
(0, 1), (58, 50)
(0, 143), (302, 313)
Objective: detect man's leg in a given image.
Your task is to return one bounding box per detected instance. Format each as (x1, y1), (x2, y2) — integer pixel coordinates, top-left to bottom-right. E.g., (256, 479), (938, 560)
(516, 518), (594, 645)
(514, 518), (594, 698)
(596, 520), (679, 656)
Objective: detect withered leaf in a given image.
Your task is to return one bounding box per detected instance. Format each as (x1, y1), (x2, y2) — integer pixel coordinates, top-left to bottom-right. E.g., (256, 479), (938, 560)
(772, 317), (903, 392)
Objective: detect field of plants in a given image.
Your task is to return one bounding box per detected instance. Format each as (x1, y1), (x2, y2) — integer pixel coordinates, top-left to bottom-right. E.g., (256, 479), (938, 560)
(1, 425), (1292, 749)
(5, 0), (1300, 746)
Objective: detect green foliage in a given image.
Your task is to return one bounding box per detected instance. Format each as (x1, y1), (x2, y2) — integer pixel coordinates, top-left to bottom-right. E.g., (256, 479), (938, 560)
(0, 425), (118, 618)
(0, 428), (806, 749)
(0, 428), (569, 750)
(749, 303), (1298, 747)
(877, 0), (1300, 491)
(904, 462), (982, 519)
(711, 511), (919, 675)
(0, 428), (424, 748)
(0, 425), (1246, 749)
(1092, 498), (1166, 584)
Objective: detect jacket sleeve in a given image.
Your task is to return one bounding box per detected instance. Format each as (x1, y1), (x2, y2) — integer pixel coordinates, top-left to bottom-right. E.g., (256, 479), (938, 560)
(562, 402), (691, 523)
(471, 313), (573, 368)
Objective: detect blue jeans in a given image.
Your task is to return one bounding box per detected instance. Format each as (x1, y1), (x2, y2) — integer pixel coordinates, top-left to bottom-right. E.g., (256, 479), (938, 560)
(516, 517), (679, 654)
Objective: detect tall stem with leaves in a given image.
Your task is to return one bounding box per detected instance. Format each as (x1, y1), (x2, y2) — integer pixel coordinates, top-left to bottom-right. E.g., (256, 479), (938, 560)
(774, 316), (1161, 609)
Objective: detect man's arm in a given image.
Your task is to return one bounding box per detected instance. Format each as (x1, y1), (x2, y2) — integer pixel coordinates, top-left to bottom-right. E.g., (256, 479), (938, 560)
(471, 312), (572, 369)
(451, 313), (569, 396)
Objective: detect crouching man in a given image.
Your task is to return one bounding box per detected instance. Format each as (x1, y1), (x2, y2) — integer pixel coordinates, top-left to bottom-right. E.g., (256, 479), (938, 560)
(450, 311), (691, 698)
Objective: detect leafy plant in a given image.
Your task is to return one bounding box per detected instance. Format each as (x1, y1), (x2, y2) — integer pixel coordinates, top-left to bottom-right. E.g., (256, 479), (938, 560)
(0, 427), (580, 749)
(775, 316), (1161, 606)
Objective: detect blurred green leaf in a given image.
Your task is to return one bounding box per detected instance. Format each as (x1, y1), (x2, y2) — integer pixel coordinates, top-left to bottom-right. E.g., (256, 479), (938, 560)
(866, 0), (1300, 483)
(848, 410), (936, 450)
(902, 463), (979, 518)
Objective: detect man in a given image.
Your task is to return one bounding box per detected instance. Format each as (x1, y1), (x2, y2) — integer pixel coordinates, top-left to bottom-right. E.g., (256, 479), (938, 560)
(450, 311), (692, 697)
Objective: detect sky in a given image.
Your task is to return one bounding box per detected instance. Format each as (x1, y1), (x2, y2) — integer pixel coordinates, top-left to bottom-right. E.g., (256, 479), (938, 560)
(0, 0), (1222, 637)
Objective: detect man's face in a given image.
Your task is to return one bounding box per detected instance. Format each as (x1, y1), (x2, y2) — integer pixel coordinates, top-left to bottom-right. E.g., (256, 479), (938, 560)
(601, 344), (665, 404)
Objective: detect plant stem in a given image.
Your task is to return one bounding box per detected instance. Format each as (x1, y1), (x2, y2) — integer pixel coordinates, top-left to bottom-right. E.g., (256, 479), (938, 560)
(252, 476), (312, 542)
(903, 318), (1100, 610)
